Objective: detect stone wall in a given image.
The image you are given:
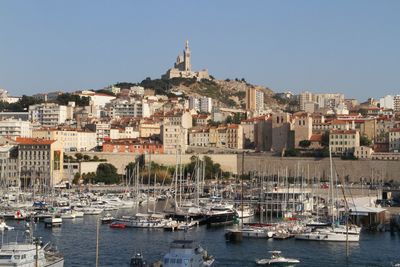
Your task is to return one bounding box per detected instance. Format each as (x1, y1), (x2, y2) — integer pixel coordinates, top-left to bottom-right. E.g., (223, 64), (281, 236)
(66, 152), (400, 182)
(240, 155), (400, 182)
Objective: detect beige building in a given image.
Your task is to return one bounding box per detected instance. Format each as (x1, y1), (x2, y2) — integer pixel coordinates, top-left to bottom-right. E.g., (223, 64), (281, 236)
(164, 111), (193, 129)
(354, 146), (374, 159)
(292, 112), (312, 148)
(225, 124), (243, 149)
(389, 128), (400, 152)
(17, 137), (64, 188)
(189, 128), (210, 147)
(33, 128), (97, 152)
(246, 87), (264, 112)
(271, 112), (294, 152)
(139, 121), (161, 138)
(0, 144), (19, 186)
(329, 129), (360, 155)
(161, 124), (188, 154)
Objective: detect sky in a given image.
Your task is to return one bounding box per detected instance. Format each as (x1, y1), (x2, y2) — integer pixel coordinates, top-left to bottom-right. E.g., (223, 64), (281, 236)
(0, 1), (399, 100)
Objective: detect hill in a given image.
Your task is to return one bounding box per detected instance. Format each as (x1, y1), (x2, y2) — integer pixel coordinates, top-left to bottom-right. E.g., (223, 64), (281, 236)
(115, 77), (287, 110)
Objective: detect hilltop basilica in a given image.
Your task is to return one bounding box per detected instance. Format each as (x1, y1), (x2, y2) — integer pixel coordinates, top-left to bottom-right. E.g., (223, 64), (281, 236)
(162, 41), (210, 80)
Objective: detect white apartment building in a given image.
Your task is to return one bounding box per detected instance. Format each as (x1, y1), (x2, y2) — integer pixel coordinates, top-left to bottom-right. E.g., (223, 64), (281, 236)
(0, 144), (19, 186)
(389, 128), (400, 152)
(109, 99), (150, 118)
(379, 95), (395, 110)
(200, 97), (212, 113)
(130, 86), (145, 96)
(188, 96), (200, 111)
(329, 129), (360, 155)
(299, 91), (344, 111)
(188, 96), (213, 113)
(0, 119), (32, 139)
(161, 124), (188, 154)
(85, 123), (111, 147)
(29, 103), (67, 127)
(32, 129), (97, 152)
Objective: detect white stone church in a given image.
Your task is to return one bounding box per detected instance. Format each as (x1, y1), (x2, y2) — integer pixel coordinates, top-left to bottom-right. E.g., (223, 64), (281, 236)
(162, 41), (210, 81)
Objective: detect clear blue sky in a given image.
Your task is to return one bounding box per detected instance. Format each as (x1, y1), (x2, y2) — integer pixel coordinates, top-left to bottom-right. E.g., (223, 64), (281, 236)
(1, 1), (399, 100)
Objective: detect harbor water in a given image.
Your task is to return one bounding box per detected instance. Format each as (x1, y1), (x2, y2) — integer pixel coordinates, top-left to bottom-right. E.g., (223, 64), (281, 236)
(2, 205), (400, 267)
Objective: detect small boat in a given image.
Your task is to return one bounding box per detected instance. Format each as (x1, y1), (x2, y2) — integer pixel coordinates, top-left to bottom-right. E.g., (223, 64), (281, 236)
(0, 219), (14, 231)
(101, 214), (115, 224)
(110, 222), (126, 229)
(14, 210), (27, 220)
(130, 252), (148, 267)
(256, 251), (300, 266)
(44, 217), (63, 228)
(162, 240), (214, 267)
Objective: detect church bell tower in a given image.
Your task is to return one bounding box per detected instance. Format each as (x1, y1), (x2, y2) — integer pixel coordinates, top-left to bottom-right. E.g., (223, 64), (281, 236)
(183, 40), (191, 72)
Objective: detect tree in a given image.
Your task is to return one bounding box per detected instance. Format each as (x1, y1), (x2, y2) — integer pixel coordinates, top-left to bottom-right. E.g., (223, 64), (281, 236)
(321, 131), (330, 147)
(83, 155), (91, 161)
(93, 155), (99, 161)
(72, 173), (81, 185)
(95, 163), (120, 184)
(299, 140), (311, 148)
(285, 148), (300, 157)
(75, 153), (83, 161)
(360, 135), (372, 146)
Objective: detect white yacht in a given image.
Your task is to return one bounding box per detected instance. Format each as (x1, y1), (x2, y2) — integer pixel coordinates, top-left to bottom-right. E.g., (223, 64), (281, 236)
(234, 206), (254, 218)
(256, 251), (299, 266)
(0, 242), (64, 267)
(162, 240), (214, 267)
(295, 224), (360, 242)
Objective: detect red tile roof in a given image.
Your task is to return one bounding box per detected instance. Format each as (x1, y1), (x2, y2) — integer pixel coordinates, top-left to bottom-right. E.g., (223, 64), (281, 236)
(16, 137), (55, 145)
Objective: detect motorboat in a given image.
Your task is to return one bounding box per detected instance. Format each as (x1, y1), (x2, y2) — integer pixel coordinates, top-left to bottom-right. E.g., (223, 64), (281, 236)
(0, 219), (14, 231)
(110, 222), (126, 229)
(130, 252), (148, 267)
(0, 240), (64, 267)
(44, 217), (62, 228)
(256, 251), (299, 266)
(205, 204), (236, 226)
(101, 213), (115, 224)
(162, 240), (214, 267)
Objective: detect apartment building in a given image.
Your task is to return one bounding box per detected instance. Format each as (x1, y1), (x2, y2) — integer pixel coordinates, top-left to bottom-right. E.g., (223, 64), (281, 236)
(29, 103), (67, 127)
(0, 119), (32, 139)
(329, 129), (360, 155)
(102, 138), (163, 154)
(163, 111), (193, 129)
(139, 121), (161, 138)
(389, 128), (400, 152)
(0, 144), (19, 186)
(189, 128), (210, 147)
(108, 99), (150, 118)
(161, 124), (188, 154)
(32, 128), (96, 152)
(17, 137), (64, 188)
(246, 87), (264, 111)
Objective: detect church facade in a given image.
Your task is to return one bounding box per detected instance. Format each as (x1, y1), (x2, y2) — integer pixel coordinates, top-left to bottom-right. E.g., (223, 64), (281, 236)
(162, 41), (210, 80)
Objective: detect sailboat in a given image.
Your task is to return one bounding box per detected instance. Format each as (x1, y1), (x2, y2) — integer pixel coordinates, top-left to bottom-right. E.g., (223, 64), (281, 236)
(295, 146), (360, 242)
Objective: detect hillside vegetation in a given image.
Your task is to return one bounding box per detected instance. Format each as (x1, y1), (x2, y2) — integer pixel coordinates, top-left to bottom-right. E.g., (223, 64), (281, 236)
(115, 77), (285, 110)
